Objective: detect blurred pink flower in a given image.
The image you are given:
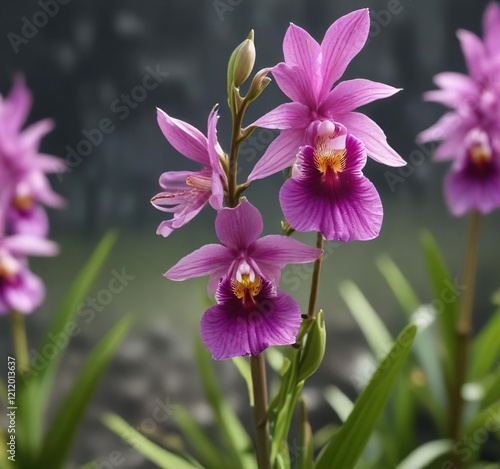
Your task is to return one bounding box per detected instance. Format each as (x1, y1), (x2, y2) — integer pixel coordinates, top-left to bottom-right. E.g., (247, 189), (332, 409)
(0, 234), (58, 314)
(248, 9), (404, 182)
(0, 76), (65, 236)
(418, 2), (500, 160)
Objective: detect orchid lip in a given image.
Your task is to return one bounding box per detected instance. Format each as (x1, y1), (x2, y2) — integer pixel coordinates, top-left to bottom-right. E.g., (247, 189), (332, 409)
(232, 273), (262, 307)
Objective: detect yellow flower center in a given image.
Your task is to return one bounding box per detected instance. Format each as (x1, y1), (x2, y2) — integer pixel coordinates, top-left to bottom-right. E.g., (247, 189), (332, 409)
(12, 194), (34, 211)
(232, 274), (261, 301)
(314, 138), (346, 174)
(470, 144), (492, 166)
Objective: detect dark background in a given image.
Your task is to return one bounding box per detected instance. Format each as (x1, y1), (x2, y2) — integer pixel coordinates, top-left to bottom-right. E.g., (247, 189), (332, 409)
(1, 0), (499, 467)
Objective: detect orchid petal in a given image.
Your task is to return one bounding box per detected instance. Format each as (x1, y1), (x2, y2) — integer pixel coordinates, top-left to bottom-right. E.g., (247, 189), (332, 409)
(165, 244), (232, 281)
(247, 129), (304, 181)
(157, 108), (209, 165)
(335, 112), (405, 166)
(215, 199), (263, 249)
(320, 9), (370, 97)
(320, 79), (401, 115)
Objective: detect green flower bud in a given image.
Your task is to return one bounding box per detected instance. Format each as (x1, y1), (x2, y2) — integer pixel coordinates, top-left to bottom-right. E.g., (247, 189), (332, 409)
(298, 310), (326, 382)
(246, 68), (271, 102)
(227, 30), (255, 89)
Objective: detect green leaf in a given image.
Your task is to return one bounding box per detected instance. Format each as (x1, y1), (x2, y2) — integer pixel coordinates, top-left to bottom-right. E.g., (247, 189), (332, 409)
(103, 413), (201, 469)
(421, 230), (458, 383)
(471, 308), (500, 381)
(315, 324), (417, 469)
(39, 315), (132, 468)
(194, 339), (255, 469)
(324, 386), (354, 423)
(174, 405), (226, 468)
(394, 377), (416, 459)
(23, 231), (117, 455)
(297, 398), (314, 469)
(481, 371), (500, 410)
(339, 281), (393, 357)
(0, 426), (14, 469)
(232, 357), (254, 406)
(395, 439), (453, 469)
(377, 255), (420, 317)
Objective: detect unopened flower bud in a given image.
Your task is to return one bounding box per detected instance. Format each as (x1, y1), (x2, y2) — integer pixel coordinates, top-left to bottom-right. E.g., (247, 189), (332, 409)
(228, 30), (256, 88)
(298, 310), (326, 382)
(246, 68), (271, 102)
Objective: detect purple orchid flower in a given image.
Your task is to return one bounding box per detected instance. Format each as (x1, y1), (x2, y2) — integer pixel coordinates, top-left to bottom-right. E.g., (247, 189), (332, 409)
(418, 2), (500, 160)
(0, 234), (58, 314)
(200, 275), (301, 359)
(165, 199), (323, 292)
(0, 76), (65, 236)
(445, 128), (500, 216)
(246, 9), (404, 182)
(280, 122), (383, 241)
(151, 108), (227, 237)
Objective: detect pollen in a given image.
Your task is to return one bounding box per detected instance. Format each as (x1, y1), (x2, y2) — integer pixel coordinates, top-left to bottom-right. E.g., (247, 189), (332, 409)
(470, 143), (492, 165)
(12, 194), (33, 211)
(314, 140), (346, 174)
(186, 175), (212, 191)
(232, 273), (262, 300)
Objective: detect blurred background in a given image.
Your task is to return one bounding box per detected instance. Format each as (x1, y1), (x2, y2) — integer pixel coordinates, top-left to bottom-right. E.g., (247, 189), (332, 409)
(1, 0), (499, 467)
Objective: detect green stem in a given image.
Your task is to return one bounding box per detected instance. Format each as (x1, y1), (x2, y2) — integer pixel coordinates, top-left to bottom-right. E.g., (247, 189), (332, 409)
(251, 354), (270, 469)
(449, 211), (481, 446)
(10, 310), (29, 375)
(227, 97), (249, 208)
(307, 232), (324, 319)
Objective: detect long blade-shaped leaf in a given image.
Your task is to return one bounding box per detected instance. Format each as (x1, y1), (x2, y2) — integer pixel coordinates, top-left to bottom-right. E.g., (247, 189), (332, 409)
(377, 255), (420, 317)
(339, 281), (393, 357)
(194, 339), (255, 469)
(395, 439), (453, 469)
(315, 324), (417, 469)
(175, 405), (226, 468)
(232, 357), (254, 406)
(421, 231), (458, 383)
(103, 413), (201, 469)
(39, 315), (132, 468)
(471, 309), (500, 381)
(26, 231), (117, 453)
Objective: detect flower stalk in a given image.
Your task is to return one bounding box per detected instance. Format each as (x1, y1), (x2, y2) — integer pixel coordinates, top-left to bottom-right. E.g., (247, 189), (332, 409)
(449, 211), (481, 444)
(307, 232), (324, 319)
(251, 354), (271, 469)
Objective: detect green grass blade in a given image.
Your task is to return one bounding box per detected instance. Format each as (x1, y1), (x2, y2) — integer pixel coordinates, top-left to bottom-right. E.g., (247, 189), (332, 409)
(39, 315), (132, 468)
(395, 439), (453, 469)
(174, 405), (226, 468)
(421, 231), (458, 384)
(339, 281), (393, 357)
(481, 371), (500, 410)
(315, 324), (417, 469)
(25, 230), (118, 453)
(324, 386), (354, 423)
(232, 357), (254, 406)
(377, 255), (420, 317)
(103, 413), (201, 469)
(194, 339), (255, 469)
(471, 309), (500, 381)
